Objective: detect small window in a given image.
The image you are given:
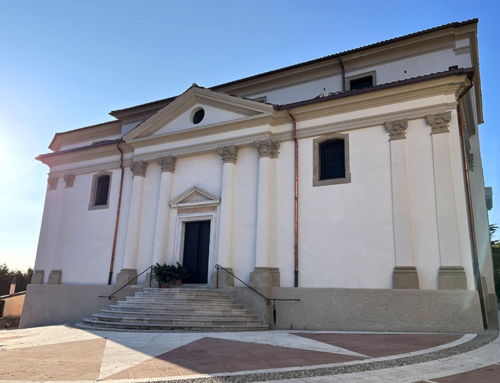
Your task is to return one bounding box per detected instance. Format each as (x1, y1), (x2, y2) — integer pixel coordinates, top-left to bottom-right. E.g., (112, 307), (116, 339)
(347, 71), (376, 91)
(349, 76), (373, 90)
(89, 171), (112, 210)
(192, 108), (205, 124)
(313, 134), (351, 187)
(95, 175), (110, 206)
(320, 139), (345, 180)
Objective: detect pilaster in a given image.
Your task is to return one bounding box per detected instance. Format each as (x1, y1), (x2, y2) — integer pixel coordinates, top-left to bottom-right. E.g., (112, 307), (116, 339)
(217, 146), (238, 270)
(121, 161), (149, 282)
(426, 112), (467, 290)
(152, 156), (176, 266)
(384, 119), (419, 289)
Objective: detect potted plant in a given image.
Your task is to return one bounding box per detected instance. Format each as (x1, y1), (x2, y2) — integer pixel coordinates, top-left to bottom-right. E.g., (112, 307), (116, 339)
(153, 263), (174, 288)
(174, 262), (189, 285)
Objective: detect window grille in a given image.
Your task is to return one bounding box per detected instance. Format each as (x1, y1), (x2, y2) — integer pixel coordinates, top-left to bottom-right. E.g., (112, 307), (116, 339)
(320, 139), (345, 180)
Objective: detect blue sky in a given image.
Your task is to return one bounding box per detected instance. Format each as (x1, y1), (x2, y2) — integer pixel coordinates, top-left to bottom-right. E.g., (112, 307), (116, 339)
(0, 0), (498, 270)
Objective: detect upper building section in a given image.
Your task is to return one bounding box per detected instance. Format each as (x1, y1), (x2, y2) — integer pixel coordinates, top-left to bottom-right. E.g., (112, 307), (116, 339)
(39, 19), (482, 159)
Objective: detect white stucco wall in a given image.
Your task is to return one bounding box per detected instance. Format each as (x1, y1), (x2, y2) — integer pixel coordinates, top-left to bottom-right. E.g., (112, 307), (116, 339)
(61, 168), (124, 284)
(249, 47), (473, 106)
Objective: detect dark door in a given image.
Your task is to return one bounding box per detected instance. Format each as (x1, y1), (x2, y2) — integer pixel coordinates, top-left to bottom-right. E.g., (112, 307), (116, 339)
(182, 221), (211, 284)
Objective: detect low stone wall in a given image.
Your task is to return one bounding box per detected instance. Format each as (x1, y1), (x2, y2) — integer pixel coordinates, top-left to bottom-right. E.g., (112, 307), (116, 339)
(271, 287), (484, 333)
(19, 284), (142, 329)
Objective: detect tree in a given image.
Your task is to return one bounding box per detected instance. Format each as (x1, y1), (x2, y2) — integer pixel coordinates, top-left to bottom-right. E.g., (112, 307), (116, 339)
(0, 264), (32, 296)
(490, 224), (500, 299)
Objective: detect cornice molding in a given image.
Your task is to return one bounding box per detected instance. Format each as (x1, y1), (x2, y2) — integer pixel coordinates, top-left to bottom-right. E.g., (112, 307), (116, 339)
(170, 186), (221, 209)
(38, 142), (134, 168)
(127, 113), (274, 149)
(123, 86), (274, 141)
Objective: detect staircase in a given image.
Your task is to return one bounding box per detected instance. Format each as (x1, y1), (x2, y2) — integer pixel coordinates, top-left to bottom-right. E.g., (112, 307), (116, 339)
(79, 287), (268, 332)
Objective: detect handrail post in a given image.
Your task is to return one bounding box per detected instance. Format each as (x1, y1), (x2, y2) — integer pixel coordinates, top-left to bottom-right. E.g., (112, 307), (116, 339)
(216, 265), (219, 288)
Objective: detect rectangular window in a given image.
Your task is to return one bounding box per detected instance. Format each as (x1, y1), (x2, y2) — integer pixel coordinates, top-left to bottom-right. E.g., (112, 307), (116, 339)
(347, 71), (376, 91)
(313, 133), (351, 187)
(349, 76), (373, 90)
(89, 171), (112, 210)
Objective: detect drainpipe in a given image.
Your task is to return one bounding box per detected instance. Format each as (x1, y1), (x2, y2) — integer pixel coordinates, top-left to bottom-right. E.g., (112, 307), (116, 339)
(288, 109), (299, 287)
(457, 73), (488, 329)
(339, 55), (345, 91)
(108, 140), (125, 285)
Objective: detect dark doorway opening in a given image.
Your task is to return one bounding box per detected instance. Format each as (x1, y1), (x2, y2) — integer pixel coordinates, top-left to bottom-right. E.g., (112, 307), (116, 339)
(182, 221), (210, 284)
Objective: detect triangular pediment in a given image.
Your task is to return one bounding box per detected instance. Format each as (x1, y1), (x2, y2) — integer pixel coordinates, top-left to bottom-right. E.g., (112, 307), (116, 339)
(123, 86), (273, 141)
(170, 186), (220, 208)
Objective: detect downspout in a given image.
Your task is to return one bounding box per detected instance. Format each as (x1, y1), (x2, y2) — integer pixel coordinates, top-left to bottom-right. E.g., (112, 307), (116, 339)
(288, 109), (299, 287)
(457, 73), (488, 329)
(339, 55), (345, 91)
(108, 140), (125, 285)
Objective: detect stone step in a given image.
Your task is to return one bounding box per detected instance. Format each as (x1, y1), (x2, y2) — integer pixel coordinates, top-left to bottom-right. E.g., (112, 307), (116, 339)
(81, 318), (269, 332)
(100, 309), (253, 320)
(135, 292), (225, 299)
(125, 297), (234, 304)
(116, 301), (240, 310)
(108, 305), (248, 315)
(92, 314), (262, 326)
(141, 288), (217, 293)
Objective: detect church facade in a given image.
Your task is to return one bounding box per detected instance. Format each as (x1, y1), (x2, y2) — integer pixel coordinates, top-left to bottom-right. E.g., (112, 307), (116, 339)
(21, 19), (496, 332)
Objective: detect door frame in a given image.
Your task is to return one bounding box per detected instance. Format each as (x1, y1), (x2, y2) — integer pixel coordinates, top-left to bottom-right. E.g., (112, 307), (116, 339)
(173, 211), (217, 285)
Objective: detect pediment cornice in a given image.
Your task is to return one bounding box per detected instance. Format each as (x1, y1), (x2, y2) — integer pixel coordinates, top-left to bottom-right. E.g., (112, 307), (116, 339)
(123, 86), (274, 142)
(170, 186), (220, 208)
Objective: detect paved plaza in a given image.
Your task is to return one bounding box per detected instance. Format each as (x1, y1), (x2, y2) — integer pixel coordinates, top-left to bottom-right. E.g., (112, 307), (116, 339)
(0, 320), (498, 383)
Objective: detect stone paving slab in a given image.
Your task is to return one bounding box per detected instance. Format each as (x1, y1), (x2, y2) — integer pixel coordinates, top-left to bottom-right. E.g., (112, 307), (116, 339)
(0, 324), (497, 383)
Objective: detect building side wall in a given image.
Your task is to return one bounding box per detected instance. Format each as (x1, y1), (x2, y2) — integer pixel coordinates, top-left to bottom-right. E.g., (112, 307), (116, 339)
(2, 295), (25, 317)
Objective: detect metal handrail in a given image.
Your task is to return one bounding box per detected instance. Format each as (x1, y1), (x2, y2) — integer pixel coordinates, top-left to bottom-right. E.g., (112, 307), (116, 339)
(99, 265), (154, 300)
(215, 264), (300, 325)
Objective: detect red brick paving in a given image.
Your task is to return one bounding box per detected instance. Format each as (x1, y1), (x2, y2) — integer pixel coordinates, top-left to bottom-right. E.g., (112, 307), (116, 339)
(294, 333), (464, 358)
(104, 336), (366, 380)
(0, 338), (107, 381)
(431, 363), (500, 382)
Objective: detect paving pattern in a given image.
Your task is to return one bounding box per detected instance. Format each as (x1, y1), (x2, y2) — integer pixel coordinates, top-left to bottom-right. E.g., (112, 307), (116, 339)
(0, 324), (498, 382)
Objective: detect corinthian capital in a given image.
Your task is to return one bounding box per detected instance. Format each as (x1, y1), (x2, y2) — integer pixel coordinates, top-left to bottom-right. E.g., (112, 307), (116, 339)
(254, 139), (280, 158)
(157, 156), (176, 173)
(47, 176), (58, 191)
(63, 174), (75, 188)
(426, 112), (452, 134)
(130, 161), (148, 178)
(217, 145), (239, 164)
(385, 119), (408, 140)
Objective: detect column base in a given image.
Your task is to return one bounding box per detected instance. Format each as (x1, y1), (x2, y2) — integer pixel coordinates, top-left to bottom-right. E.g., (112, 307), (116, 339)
(393, 266), (419, 289)
(31, 270), (44, 284)
(249, 267), (280, 289)
(438, 266), (467, 290)
(48, 270), (62, 285)
(210, 267), (234, 289)
(116, 269), (138, 286)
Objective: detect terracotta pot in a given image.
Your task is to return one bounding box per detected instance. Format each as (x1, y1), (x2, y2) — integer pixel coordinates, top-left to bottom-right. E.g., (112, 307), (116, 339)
(175, 279), (182, 286)
(160, 281), (170, 288)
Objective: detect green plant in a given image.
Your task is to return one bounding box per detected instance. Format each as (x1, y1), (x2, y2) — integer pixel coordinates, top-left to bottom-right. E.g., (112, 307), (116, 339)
(174, 262), (189, 280)
(153, 263), (175, 284)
